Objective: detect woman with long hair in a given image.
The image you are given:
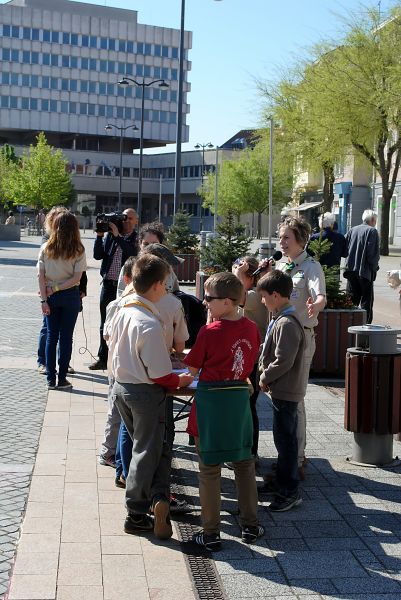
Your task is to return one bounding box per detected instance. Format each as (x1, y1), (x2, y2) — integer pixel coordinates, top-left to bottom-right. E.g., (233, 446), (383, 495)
(37, 211), (86, 389)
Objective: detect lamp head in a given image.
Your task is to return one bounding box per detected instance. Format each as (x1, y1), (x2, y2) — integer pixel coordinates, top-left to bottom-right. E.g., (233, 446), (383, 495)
(194, 144), (201, 149)
(159, 80), (169, 89)
(207, 143), (214, 149)
(132, 125), (139, 131)
(105, 124), (112, 132)
(118, 78), (129, 86)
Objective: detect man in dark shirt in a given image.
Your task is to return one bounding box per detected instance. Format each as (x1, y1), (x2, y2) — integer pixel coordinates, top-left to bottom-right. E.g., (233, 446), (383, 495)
(344, 210), (380, 324)
(308, 212), (347, 268)
(89, 208), (138, 370)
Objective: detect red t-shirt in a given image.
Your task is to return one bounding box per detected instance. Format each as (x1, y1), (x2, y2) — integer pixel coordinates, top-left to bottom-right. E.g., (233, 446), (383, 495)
(184, 317), (260, 436)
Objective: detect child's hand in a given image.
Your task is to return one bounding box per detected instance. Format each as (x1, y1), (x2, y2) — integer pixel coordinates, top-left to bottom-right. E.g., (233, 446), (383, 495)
(259, 378), (269, 393)
(177, 373), (194, 388)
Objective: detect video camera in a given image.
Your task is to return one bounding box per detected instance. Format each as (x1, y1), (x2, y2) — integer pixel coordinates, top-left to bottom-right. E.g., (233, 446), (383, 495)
(95, 212), (127, 234)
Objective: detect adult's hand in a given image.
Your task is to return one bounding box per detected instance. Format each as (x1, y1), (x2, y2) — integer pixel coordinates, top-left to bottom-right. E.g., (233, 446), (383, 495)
(177, 373), (194, 388)
(41, 301), (50, 316)
(109, 222), (120, 238)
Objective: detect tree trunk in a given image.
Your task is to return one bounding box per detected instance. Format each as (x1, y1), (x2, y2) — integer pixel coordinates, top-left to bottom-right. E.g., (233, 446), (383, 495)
(322, 161), (335, 213)
(257, 212), (262, 239)
(379, 188), (391, 256)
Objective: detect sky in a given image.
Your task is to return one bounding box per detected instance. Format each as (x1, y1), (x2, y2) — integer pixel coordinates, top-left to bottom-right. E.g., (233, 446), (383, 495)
(7, 0), (397, 152)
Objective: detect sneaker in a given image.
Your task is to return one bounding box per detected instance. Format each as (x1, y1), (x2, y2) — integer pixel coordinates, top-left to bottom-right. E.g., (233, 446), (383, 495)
(269, 493), (302, 512)
(47, 380), (56, 390)
(57, 379), (72, 389)
(192, 530), (222, 552)
(98, 456), (117, 469)
(242, 524), (265, 544)
(257, 480), (280, 498)
(169, 495), (192, 514)
(115, 475), (126, 489)
(153, 497), (173, 540)
(67, 365), (75, 374)
(124, 513), (154, 534)
(89, 360), (106, 371)
(38, 365), (46, 374)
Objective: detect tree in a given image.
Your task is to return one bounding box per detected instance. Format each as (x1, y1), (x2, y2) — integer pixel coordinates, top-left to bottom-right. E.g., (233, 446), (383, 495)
(201, 134), (292, 238)
(166, 211), (198, 254)
(0, 144), (19, 208)
(263, 5), (401, 255)
(7, 132), (73, 209)
(200, 211), (252, 271)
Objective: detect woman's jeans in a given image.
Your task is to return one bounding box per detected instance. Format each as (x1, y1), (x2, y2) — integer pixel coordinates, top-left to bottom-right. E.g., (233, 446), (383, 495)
(46, 287), (80, 384)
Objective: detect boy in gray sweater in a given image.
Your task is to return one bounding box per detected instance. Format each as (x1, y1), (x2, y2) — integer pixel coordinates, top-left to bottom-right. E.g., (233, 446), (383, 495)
(257, 270), (306, 512)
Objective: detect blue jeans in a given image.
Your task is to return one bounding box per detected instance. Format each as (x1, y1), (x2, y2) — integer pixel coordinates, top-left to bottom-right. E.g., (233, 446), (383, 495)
(46, 287), (80, 384)
(37, 317), (47, 366)
(115, 422), (133, 480)
(272, 398), (299, 497)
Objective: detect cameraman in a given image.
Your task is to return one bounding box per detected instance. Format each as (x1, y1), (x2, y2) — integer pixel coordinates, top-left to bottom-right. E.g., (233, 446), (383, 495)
(90, 208), (138, 370)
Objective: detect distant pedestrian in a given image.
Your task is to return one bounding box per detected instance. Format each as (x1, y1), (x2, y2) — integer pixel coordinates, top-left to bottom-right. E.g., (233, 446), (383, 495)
(5, 211), (15, 225)
(344, 210), (379, 323)
(308, 212), (347, 268)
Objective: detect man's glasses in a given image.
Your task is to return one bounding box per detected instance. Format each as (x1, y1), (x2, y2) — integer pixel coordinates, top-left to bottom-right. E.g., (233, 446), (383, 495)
(204, 294), (236, 303)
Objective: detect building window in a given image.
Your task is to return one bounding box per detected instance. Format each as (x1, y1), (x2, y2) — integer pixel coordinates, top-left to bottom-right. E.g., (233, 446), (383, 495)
(89, 58), (97, 70)
(98, 104), (105, 117)
(0, 96), (9, 108)
(99, 82), (106, 95)
(154, 66), (161, 78)
(42, 52), (50, 66)
(88, 103), (96, 115)
(30, 98), (38, 110)
(145, 43), (151, 55)
(71, 33), (78, 45)
(10, 73), (18, 85)
(134, 108), (141, 120)
(11, 25), (19, 38)
(80, 80), (88, 93)
(41, 99), (49, 111)
(2, 25), (10, 37)
(118, 40), (126, 52)
(80, 103), (87, 115)
(70, 56), (78, 68)
(69, 101), (76, 113)
(62, 32), (70, 44)
(126, 63), (133, 75)
(10, 96), (18, 108)
(89, 81), (96, 94)
(162, 68), (168, 80)
(162, 45), (169, 58)
(160, 111), (167, 123)
(144, 65), (151, 77)
(108, 38), (116, 51)
(42, 76), (50, 88)
(51, 54), (59, 66)
(116, 106), (124, 118)
(137, 42), (144, 55)
(171, 90), (177, 102)
(154, 45), (161, 57)
(124, 107), (131, 119)
(51, 77), (58, 90)
(106, 106), (114, 118)
(127, 41), (134, 53)
(136, 65), (143, 77)
(117, 86), (125, 97)
(2, 72), (9, 84)
(100, 37), (107, 50)
(89, 35), (97, 48)
(23, 27), (30, 40)
(100, 60), (107, 72)
(11, 49), (18, 61)
(107, 61), (115, 73)
(144, 87), (151, 100)
(160, 89), (168, 101)
(62, 55), (69, 67)
(81, 35), (89, 47)
(125, 86), (132, 98)
(43, 29), (51, 42)
(50, 99), (57, 112)
(21, 97), (29, 110)
(61, 100), (68, 113)
(22, 50), (30, 63)
(169, 112), (176, 124)
(118, 62), (125, 74)
(51, 31), (59, 43)
(81, 57), (88, 70)
(107, 83), (115, 95)
(172, 47), (178, 59)
(153, 89), (160, 101)
(32, 28), (39, 40)
(31, 74), (38, 87)
(70, 79), (77, 91)
(171, 69), (177, 80)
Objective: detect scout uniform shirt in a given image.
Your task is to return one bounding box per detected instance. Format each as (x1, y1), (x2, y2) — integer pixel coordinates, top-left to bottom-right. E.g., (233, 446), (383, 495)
(277, 250), (326, 328)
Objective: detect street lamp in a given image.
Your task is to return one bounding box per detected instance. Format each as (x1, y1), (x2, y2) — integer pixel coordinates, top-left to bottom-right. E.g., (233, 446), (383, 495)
(267, 116), (273, 247)
(173, 0), (223, 221)
(104, 123), (138, 213)
(118, 77), (169, 225)
(194, 142), (213, 231)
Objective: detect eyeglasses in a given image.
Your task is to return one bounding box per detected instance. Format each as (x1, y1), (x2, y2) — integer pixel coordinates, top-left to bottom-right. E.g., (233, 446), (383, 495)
(204, 294), (236, 303)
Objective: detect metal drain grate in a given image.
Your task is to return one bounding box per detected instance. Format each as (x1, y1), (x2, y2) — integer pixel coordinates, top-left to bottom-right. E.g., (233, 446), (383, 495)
(171, 459), (228, 600)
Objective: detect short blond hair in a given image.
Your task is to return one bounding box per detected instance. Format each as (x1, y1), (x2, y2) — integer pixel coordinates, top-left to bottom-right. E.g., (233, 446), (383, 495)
(205, 272), (244, 305)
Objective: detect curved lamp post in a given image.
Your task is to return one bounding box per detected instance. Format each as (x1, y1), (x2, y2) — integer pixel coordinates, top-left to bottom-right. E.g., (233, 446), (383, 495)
(104, 122), (138, 213)
(118, 77), (169, 224)
(194, 142), (213, 231)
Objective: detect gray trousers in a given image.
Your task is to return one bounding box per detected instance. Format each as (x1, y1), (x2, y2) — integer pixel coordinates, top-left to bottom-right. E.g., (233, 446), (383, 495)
(99, 376), (121, 460)
(113, 381), (171, 515)
(298, 328), (316, 465)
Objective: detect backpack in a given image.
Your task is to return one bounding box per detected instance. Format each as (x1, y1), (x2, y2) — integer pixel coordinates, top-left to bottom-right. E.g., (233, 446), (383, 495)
(173, 290), (207, 348)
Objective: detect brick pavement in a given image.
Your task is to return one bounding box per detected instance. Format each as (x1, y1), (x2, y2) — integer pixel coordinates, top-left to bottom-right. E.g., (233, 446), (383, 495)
(1, 233), (401, 600)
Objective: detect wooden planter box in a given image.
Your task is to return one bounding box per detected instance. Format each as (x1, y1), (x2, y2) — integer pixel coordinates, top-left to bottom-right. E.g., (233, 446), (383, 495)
(311, 308), (367, 377)
(173, 254), (199, 283)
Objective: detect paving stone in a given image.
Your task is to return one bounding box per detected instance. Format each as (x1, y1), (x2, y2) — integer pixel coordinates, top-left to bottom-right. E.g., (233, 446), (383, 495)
(276, 551), (366, 579)
(333, 575), (401, 594)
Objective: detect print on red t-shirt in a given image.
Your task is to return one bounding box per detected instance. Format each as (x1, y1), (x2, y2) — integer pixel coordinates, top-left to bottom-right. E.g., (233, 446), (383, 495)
(184, 317), (260, 436)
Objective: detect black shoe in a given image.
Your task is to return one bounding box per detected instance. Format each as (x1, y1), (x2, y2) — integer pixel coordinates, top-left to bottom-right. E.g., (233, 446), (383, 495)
(47, 380), (56, 390)
(192, 530), (222, 552)
(257, 480), (279, 498)
(153, 497), (173, 540)
(57, 379), (72, 389)
(115, 475), (126, 489)
(242, 524), (265, 544)
(269, 492), (302, 512)
(98, 456), (116, 468)
(89, 360), (106, 370)
(124, 513), (154, 534)
(67, 365), (75, 374)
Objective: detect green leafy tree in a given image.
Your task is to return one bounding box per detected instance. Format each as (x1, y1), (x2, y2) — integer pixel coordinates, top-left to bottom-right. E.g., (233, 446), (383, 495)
(201, 134), (292, 238)
(166, 211), (198, 254)
(200, 211), (252, 271)
(0, 144), (19, 208)
(7, 132), (73, 209)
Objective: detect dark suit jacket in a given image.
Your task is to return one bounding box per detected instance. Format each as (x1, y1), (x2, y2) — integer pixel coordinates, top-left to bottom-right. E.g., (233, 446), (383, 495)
(309, 228), (348, 268)
(344, 223), (379, 282)
(93, 230), (138, 279)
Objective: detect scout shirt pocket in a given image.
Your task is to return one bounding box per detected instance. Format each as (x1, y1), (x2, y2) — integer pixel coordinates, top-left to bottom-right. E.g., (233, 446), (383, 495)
(291, 270), (305, 300)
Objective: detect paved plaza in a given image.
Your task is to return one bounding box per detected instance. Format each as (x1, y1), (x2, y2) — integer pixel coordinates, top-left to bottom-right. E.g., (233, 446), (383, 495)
(0, 233), (401, 600)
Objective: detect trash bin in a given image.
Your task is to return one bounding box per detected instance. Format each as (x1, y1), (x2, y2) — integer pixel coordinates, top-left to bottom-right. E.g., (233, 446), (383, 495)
(345, 325), (401, 466)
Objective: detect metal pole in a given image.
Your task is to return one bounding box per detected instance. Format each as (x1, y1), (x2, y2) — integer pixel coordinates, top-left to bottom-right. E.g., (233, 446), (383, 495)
(200, 145), (205, 232)
(138, 81), (145, 226)
(118, 127), (123, 213)
(214, 146), (219, 232)
(268, 116), (273, 246)
(159, 174), (163, 222)
(173, 0), (185, 222)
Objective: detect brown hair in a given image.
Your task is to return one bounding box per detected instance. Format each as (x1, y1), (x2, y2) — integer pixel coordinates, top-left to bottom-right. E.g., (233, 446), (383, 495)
(278, 215), (311, 247)
(257, 270), (293, 299)
(122, 256), (136, 280)
(45, 211), (84, 260)
(132, 254), (170, 294)
(139, 221), (165, 245)
(44, 206), (68, 235)
(205, 272), (244, 305)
